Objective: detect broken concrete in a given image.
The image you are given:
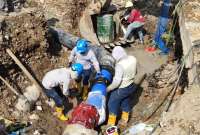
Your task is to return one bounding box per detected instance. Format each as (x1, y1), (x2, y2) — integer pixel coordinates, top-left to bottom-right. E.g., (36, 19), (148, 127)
(155, 85), (200, 135)
(178, 0), (200, 85)
(24, 84), (40, 103)
(15, 95), (31, 112)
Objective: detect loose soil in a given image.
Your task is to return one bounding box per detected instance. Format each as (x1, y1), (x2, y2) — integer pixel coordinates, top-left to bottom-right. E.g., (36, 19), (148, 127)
(0, 0), (198, 135)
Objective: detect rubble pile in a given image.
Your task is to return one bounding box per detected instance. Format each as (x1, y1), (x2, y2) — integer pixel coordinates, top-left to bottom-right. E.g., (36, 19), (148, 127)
(146, 62), (179, 95)
(157, 85), (200, 135)
(130, 61), (184, 123)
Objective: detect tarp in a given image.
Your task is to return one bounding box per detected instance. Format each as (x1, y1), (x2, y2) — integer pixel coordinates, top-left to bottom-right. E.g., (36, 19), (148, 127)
(154, 0), (171, 54)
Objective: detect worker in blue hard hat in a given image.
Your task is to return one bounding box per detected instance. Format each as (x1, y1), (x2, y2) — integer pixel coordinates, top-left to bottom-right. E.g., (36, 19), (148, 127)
(42, 63), (83, 121)
(68, 39), (100, 100)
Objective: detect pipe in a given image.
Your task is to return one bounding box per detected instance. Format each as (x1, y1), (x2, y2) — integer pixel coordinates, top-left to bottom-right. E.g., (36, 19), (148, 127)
(51, 28), (115, 73)
(54, 30), (116, 132)
(86, 68), (113, 125)
(49, 28), (79, 49)
(67, 67), (113, 130)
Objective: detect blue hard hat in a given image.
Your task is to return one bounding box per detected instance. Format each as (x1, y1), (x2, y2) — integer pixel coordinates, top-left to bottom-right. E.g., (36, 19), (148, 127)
(71, 63), (83, 76)
(76, 39), (89, 53)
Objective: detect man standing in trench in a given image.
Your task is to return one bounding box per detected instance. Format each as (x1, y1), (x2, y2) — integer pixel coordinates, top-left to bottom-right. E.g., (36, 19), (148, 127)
(68, 39), (101, 100)
(107, 46), (137, 130)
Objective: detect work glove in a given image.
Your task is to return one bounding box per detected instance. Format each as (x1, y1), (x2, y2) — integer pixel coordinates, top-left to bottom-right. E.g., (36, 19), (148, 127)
(68, 62), (72, 67)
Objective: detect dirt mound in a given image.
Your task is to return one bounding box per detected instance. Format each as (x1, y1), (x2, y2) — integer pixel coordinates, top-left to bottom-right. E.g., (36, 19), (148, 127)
(0, 8), (68, 135)
(0, 8), (47, 90)
(157, 85), (200, 135)
(33, 0), (89, 34)
(1, 9), (46, 61)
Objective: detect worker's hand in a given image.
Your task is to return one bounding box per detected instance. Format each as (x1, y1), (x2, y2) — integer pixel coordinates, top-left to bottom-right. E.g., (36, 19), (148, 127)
(68, 62), (72, 67)
(106, 88), (112, 93)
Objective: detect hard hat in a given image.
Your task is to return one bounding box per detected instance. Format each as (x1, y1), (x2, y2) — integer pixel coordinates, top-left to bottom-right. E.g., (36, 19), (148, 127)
(71, 63), (83, 76)
(125, 1), (133, 8)
(76, 39), (89, 53)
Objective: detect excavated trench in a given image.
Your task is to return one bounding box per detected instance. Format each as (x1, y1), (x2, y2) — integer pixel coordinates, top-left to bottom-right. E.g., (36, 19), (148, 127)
(0, 0), (189, 135)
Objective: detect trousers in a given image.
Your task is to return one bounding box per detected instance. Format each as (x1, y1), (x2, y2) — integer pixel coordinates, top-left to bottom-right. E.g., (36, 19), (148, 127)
(108, 83), (136, 115)
(124, 21), (144, 41)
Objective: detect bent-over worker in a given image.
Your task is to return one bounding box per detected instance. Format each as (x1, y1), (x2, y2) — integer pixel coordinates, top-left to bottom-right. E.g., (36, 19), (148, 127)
(42, 63), (83, 121)
(120, 5), (145, 44)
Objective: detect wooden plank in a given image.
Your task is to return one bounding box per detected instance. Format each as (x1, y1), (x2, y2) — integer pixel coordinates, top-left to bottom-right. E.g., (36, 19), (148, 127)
(6, 49), (43, 93)
(0, 75), (20, 96)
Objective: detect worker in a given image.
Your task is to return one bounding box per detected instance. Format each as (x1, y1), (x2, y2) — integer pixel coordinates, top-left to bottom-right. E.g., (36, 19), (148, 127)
(68, 39), (101, 100)
(120, 4), (145, 44)
(42, 63), (83, 121)
(107, 46), (137, 129)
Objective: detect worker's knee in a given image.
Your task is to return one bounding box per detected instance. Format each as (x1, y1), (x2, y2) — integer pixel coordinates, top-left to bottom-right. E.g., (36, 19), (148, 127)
(44, 88), (64, 107)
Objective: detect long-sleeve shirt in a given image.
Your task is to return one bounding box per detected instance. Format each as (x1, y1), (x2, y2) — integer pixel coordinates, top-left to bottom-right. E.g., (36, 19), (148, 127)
(42, 68), (71, 96)
(108, 46), (137, 91)
(68, 47), (100, 73)
(107, 64), (123, 91)
(127, 9), (145, 23)
(107, 56), (137, 91)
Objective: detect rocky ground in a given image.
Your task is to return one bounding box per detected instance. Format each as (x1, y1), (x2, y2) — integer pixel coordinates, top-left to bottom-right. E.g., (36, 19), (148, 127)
(0, 0), (199, 135)
(155, 85), (200, 135)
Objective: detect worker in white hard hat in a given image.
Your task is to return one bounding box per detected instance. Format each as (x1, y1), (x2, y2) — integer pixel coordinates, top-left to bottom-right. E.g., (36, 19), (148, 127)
(106, 46), (137, 129)
(42, 63), (83, 121)
(120, 1), (145, 44)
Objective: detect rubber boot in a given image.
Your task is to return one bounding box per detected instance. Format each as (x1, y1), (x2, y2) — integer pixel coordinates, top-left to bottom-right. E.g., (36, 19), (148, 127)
(59, 114), (69, 121)
(107, 114), (117, 126)
(101, 114), (117, 134)
(82, 85), (88, 100)
(55, 107), (69, 121)
(118, 111), (129, 131)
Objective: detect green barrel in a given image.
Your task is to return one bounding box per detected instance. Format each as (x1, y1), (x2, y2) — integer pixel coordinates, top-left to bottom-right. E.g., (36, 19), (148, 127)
(97, 14), (114, 43)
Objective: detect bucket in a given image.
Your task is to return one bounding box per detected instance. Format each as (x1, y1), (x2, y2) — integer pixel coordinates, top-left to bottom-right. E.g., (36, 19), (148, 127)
(97, 14), (114, 43)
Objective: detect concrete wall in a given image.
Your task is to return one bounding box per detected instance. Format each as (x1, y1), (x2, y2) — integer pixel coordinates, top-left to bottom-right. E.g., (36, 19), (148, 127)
(178, 0), (200, 85)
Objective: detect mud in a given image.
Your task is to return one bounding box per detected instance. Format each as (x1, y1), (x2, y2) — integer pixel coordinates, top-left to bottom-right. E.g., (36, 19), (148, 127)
(0, 8), (68, 135)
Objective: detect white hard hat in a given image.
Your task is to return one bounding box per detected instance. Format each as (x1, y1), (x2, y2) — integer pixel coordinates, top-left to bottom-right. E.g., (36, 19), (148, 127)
(125, 1), (133, 8)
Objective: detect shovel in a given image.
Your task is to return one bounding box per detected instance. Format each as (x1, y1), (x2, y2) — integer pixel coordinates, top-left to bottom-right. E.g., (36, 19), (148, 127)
(0, 75), (31, 112)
